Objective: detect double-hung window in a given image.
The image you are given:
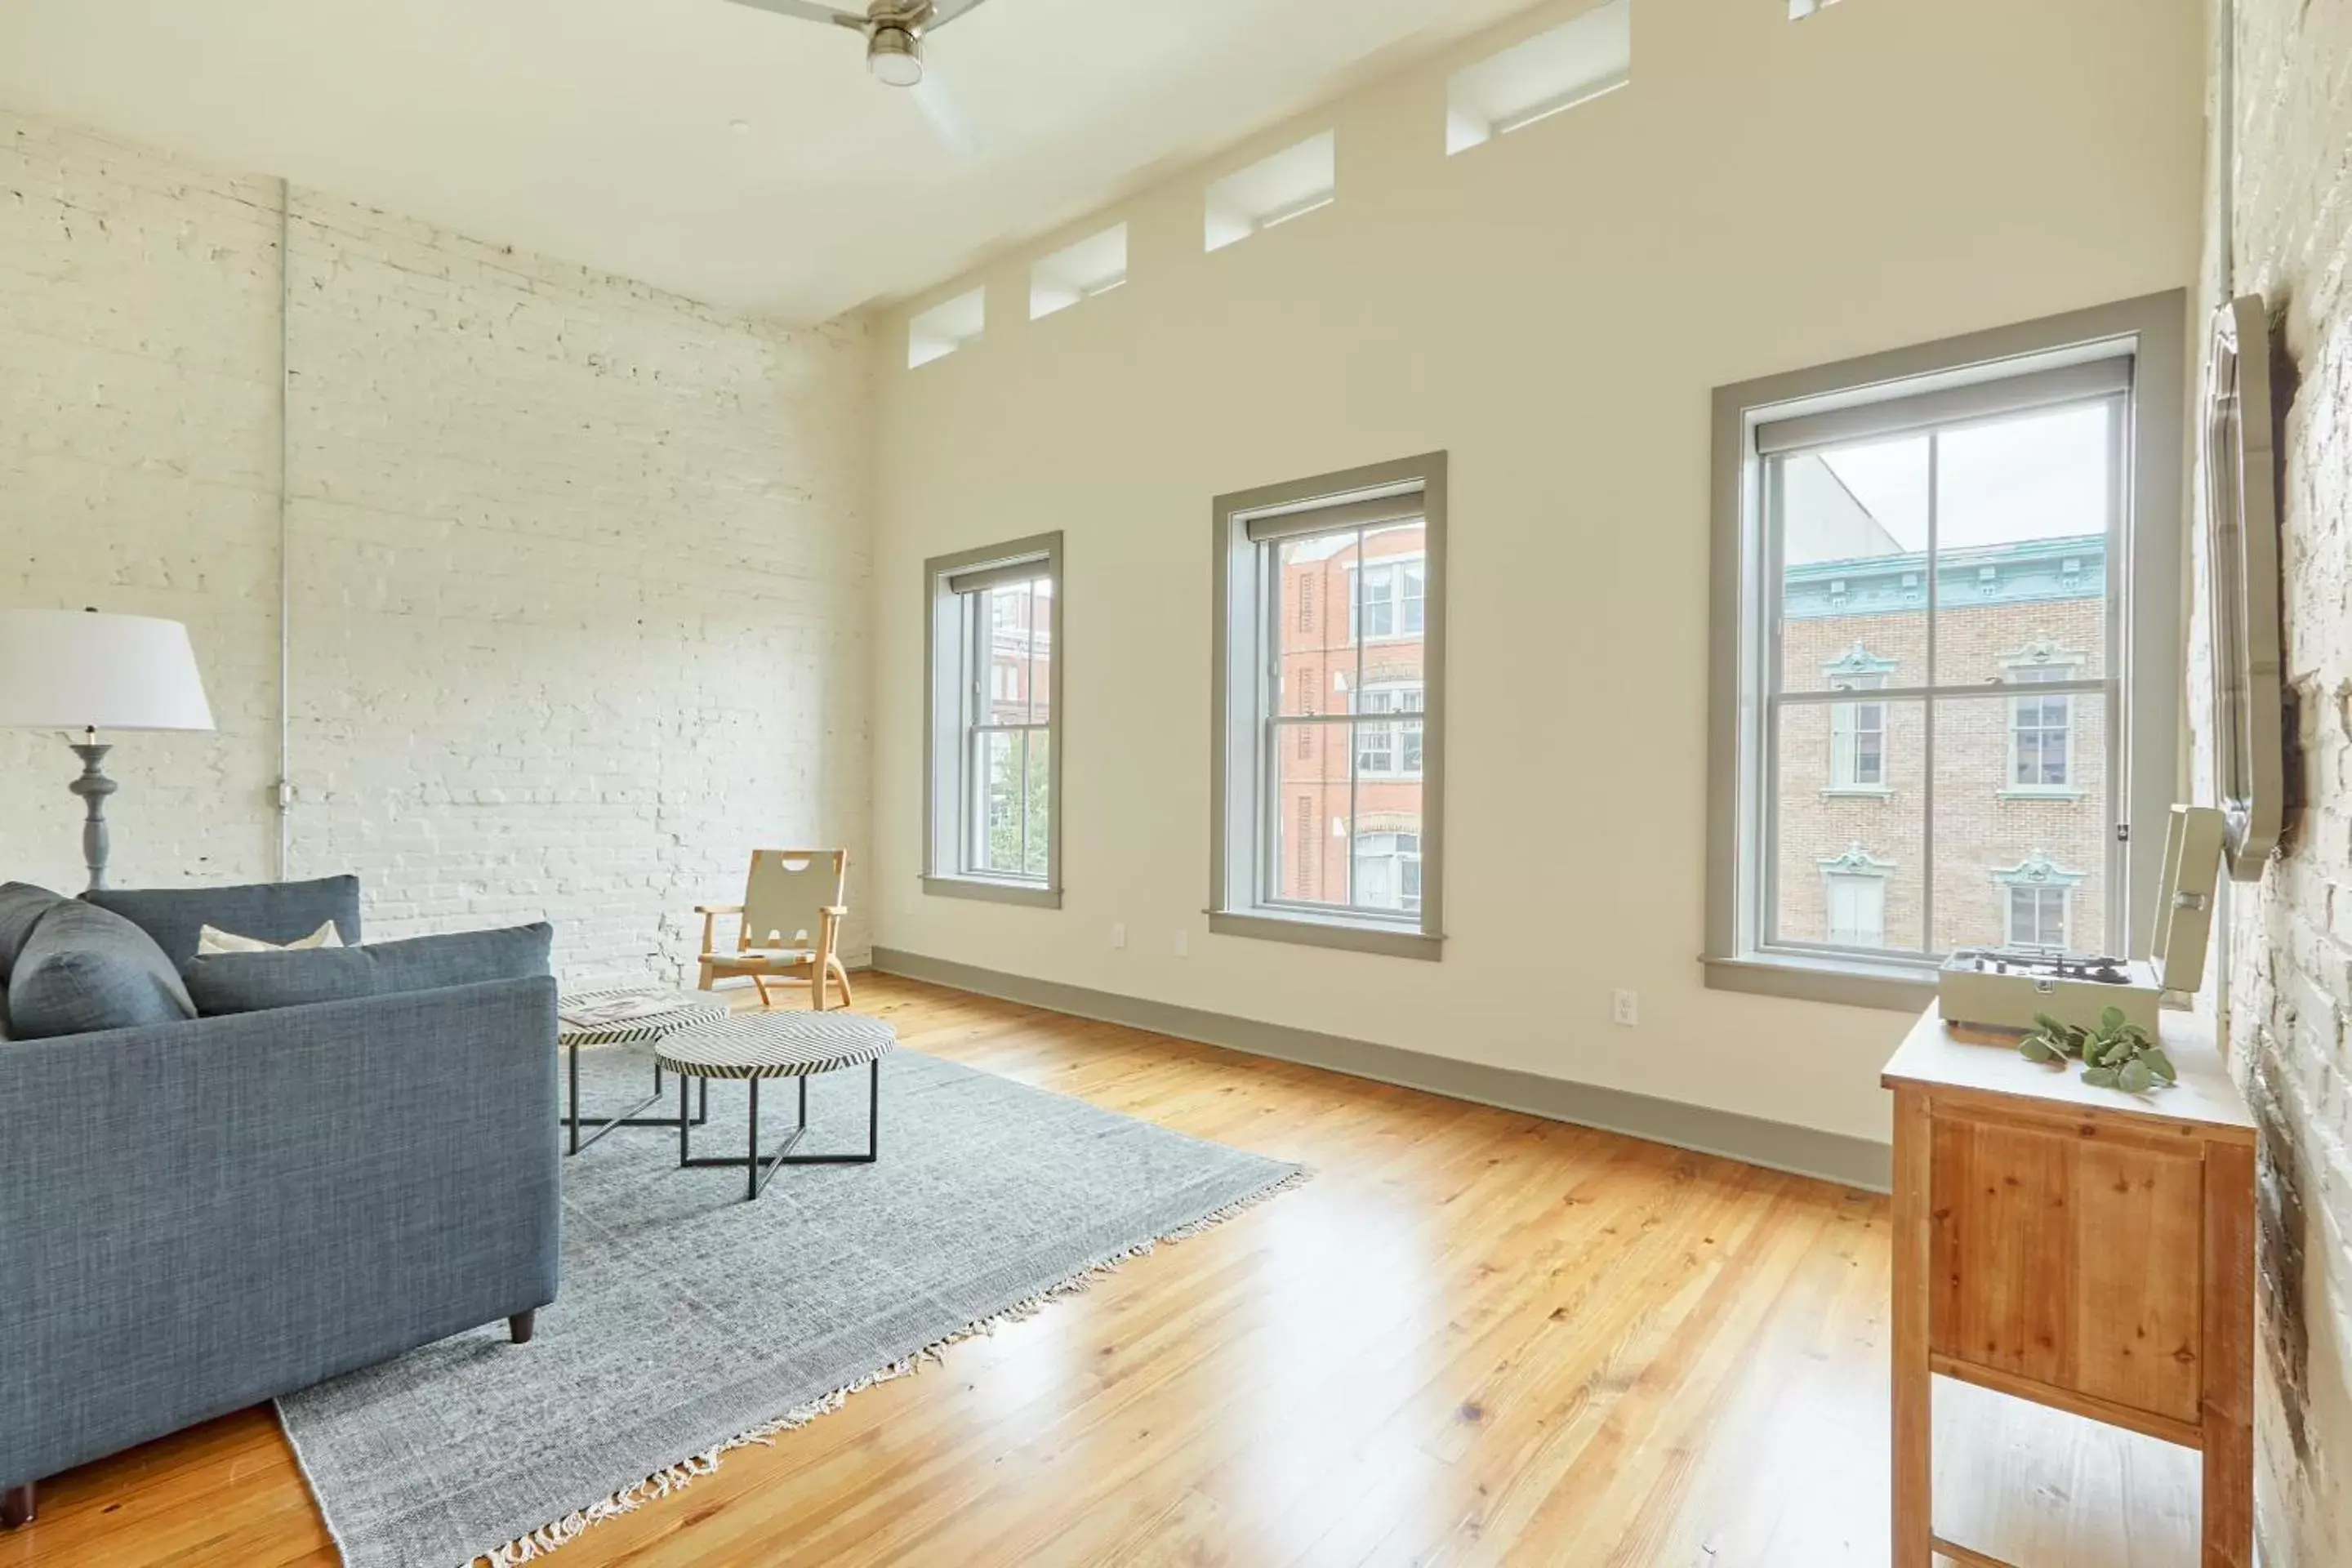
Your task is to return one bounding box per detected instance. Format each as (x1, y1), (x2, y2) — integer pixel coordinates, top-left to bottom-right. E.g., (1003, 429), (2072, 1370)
(924, 533), (1063, 907)
(1706, 295), (2186, 1008)
(1211, 452), (1447, 959)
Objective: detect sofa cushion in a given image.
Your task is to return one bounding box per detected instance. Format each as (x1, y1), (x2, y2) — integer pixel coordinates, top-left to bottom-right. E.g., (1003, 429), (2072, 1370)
(84, 875), (363, 969)
(7, 900), (198, 1039)
(0, 882), (68, 985)
(182, 923), (554, 1017)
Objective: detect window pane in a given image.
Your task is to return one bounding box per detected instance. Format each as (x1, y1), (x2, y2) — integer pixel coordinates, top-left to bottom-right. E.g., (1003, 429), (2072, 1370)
(1026, 577), (1054, 725)
(1022, 729), (1050, 880)
(980, 582), (1040, 724)
(1771, 697), (1925, 952)
(1932, 399), (2111, 685)
(1350, 720), (1423, 915)
(1356, 521), (1426, 694)
(1276, 532), (1356, 719)
(973, 730), (1027, 875)
(1931, 693), (2109, 956)
(1269, 728), (1347, 906)
(1776, 434), (1928, 694)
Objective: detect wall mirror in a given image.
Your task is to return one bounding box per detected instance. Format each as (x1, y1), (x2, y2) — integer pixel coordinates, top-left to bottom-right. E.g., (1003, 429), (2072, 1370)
(2201, 293), (2285, 880)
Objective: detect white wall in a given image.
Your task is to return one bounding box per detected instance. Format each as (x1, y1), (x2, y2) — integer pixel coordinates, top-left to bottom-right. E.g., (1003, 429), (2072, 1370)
(0, 108), (874, 982)
(2201, 0), (2352, 1557)
(866, 0), (2206, 1144)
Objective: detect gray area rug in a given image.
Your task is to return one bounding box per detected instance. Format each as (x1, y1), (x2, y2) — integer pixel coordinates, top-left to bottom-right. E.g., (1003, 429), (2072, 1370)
(278, 1043), (1304, 1568)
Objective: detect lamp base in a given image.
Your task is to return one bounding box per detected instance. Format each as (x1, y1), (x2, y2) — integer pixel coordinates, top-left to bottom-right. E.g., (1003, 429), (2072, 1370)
(67, 740), (116, 893)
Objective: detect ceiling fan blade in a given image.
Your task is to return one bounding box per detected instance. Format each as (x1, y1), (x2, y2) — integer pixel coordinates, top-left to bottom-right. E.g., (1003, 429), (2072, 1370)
(911, 69), (978, 156)
(924, 0), (996, 32)
(722, 0), (869, 29)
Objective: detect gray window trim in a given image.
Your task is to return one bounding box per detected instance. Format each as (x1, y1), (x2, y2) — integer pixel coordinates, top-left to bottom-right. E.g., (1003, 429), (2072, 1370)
(923, 532), (1065, 910)
(1210, 452), (1447, 960)
(1705, 292), (2187, 1011)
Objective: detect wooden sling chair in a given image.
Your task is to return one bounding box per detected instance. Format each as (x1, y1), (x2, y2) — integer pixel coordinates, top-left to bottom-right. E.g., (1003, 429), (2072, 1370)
(695, 849), (853, 1010)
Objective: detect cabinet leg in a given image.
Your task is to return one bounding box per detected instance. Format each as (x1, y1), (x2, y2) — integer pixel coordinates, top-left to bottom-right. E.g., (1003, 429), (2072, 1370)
(2202, 1142), (2256, 1568)
(1891, 1086), (1934, 1565)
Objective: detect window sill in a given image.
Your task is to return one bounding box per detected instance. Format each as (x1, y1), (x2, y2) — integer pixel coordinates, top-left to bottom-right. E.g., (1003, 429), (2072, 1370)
(1819, 786), (1895, 800)
(921, 875), (1062, 911)
(1998, 787), (2089, 802)
(1701, 951), (1935, 1013)
(1209, 909), (1443, 961)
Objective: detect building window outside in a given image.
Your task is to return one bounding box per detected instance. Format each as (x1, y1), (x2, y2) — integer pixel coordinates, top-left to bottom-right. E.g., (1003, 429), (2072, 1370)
(1351, 557), (1426, 642)
(1828, 670), (1889, 790)
(2007, 883), (2069, 949)
(1212, 452), (1447, 959)
(1824, 871), (1887, 948)
(1705, 294), (2187, 1007)
(2005, 640), (2084, 794)
(1354, 831), (1423, 915)
(923, 533), (1064, 908)
(1995, 850), (2085, 952)
(1356, 684), (1425, 776)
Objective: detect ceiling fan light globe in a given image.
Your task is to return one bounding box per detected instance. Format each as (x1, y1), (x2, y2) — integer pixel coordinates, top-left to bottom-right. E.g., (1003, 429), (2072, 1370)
(867, 27), (924, 87)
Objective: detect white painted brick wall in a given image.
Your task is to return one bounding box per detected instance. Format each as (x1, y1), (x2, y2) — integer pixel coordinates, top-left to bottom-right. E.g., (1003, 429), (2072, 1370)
(2203, 2), (2352, 1560)
(1, 107), (873, 987)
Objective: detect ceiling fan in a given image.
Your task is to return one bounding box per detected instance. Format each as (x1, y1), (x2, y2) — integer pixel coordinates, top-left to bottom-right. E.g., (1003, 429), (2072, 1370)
(724, 1), (993, 152)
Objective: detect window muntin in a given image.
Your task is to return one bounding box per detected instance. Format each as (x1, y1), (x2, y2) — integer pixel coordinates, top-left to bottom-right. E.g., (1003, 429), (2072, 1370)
(1762, 384), (2122, 963)
(924, 535), (1062, 906)
(1212, 454), (1446, 956)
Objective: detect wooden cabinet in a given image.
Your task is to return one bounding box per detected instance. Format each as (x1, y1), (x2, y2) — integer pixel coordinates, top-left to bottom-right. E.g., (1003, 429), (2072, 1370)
(1882, 1006), (2256, 1568)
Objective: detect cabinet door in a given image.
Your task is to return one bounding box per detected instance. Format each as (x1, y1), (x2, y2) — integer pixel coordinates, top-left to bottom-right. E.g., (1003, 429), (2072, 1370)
(1928, 1111), (2205, 1423)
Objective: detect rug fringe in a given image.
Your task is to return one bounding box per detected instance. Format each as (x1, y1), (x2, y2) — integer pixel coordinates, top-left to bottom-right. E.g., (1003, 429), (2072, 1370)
(466, 1165), (1311, 1566)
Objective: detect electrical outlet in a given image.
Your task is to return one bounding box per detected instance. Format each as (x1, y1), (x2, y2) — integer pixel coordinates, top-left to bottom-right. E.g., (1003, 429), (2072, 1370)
(1110, 922), (1127, 950)
(1173, 929), (1189, 958)
(1611, 989), (1639, 1027)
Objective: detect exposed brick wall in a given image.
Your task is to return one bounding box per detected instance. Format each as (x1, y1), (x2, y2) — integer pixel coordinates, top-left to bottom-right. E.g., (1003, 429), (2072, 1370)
(2205, 1), (2352, 1559)
(0, 108), (874, 985)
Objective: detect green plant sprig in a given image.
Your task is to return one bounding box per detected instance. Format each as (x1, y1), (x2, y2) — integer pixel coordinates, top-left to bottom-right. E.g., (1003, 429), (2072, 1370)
(2018, 1007), (2177, 1094)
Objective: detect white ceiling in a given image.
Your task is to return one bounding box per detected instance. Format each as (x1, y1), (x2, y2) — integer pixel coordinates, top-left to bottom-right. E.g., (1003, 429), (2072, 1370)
(0, 0), (1545, 324)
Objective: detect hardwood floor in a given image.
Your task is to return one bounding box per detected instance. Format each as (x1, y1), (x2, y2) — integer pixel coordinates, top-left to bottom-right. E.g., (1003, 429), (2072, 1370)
(3, 974), (2198, 1566)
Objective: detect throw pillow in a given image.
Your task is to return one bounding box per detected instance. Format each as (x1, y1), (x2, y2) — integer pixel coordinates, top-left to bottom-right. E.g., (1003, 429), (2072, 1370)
(182, 922), (555, 1017)
(195, 920), (345, 956)
(7, 898), (198, 1040)
(83, 874), (363, 968)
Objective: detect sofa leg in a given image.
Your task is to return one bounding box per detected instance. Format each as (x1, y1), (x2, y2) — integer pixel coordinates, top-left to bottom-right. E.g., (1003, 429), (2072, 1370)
(509, 1310), (536, 1345)
(2, 1481), (33, 1528)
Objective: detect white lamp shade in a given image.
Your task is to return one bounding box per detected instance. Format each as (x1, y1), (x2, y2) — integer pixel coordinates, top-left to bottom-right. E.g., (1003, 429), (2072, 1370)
(0, 609), (216, 732)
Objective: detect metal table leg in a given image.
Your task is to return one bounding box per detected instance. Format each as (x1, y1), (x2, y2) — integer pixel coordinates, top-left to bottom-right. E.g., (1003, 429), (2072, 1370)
(562, 1044), (709, 1156)
(677, 1060), (879, 1200)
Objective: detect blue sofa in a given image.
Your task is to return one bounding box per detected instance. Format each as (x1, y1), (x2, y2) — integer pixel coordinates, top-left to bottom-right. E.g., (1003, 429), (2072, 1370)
(0, 876), (560, 1527)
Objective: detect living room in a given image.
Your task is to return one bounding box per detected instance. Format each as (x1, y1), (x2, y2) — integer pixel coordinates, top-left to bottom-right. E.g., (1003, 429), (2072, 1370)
(2, 0), (2345, 1564)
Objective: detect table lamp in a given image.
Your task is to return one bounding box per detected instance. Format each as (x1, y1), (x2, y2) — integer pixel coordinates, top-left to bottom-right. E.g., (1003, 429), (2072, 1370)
(0, 608), (216, 890)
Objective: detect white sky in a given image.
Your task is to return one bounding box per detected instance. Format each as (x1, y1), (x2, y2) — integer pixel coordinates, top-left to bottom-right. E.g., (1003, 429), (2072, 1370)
(1819, 401), (2111, 553)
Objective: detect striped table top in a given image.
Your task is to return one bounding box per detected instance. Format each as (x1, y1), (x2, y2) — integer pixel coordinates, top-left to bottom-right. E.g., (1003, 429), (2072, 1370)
(557, 987), (732, 1047)
(655, 1011), (898, 1081)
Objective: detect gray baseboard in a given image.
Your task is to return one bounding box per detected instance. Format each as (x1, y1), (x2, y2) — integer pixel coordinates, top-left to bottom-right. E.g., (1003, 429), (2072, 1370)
(870, 947), (1892, 1192)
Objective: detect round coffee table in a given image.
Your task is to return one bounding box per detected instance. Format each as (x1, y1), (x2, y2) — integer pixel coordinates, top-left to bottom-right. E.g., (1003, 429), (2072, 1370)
(556, 987), (732, 1155)
(656, 1012), (895, 1200)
